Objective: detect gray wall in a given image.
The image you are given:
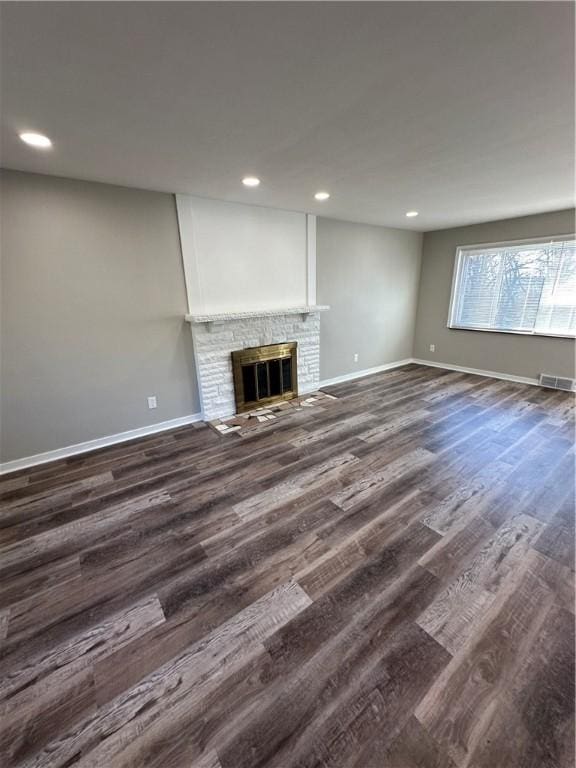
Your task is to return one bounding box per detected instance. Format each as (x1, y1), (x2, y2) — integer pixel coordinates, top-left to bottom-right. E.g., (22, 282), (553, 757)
(1, 170), (199, 462)
(317, 217), (422, 381)
(3, 169), (572, 464)
(414, 209), (576, 380)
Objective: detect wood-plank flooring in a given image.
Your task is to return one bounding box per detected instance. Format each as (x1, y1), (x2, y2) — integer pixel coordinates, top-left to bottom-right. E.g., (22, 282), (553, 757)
(0, 364), (574, 768)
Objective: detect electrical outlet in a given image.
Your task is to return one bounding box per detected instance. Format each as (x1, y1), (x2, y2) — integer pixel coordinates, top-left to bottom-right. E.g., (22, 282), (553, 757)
(429, 344), (435, 353)
(147, 396), (158, 409)
(353, 353), (359, 363)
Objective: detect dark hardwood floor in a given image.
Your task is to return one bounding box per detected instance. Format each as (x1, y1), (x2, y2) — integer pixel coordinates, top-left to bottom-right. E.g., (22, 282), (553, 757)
(0, 364), (574, 768)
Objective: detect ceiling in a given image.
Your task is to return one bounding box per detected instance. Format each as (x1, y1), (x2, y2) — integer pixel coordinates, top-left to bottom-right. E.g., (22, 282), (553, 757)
(1, 2), (574, 231)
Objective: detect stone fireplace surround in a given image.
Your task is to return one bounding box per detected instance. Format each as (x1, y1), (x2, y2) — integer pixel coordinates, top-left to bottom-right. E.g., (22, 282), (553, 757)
(186, 306), (329, 420)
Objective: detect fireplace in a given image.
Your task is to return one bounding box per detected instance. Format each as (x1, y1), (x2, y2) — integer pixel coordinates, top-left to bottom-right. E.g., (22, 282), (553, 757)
(232, 342), (298, 412)
(185, 306), (328, 420)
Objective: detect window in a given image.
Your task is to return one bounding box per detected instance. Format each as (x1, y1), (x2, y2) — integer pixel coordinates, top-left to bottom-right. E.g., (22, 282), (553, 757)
(448, 236), (576, 338)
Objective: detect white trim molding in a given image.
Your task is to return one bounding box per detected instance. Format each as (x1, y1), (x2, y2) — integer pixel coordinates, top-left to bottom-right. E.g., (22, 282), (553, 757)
(175, 194), (202, 315)
(0, 413), (203, 475)
(319, 359), (414, 388)
(411, 358), (540, 386)
(306, 214), (317, 305)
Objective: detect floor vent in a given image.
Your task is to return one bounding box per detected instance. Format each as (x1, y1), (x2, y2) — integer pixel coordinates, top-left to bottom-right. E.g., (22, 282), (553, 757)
(539, 374), (576, 392)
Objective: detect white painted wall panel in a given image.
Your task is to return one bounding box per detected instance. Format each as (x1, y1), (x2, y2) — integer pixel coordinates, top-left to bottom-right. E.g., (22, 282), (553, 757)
(176, 195), (308, 314)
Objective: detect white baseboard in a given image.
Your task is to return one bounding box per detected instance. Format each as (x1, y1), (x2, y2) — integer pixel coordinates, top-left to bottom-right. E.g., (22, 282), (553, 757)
(0, 412), (203, 476)
(411, 358), (540, 387)
(0, 358), (542, 476)
(319, 356), (541, 390)
(319, 358), (414, 388)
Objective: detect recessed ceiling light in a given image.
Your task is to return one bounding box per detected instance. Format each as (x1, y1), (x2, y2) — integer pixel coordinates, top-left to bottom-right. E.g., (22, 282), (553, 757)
(19, 132), (52, 149)
(314, 191), (330, 201)
(405, 210), (419, 218)
(242, 176), (260, 187)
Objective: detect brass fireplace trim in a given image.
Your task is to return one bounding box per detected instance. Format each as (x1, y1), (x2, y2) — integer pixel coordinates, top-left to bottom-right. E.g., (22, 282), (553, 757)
(231, 341), (298, 413)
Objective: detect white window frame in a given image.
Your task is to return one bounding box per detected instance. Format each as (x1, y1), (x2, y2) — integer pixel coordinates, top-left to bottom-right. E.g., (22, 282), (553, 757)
(447, 233), (576, 340)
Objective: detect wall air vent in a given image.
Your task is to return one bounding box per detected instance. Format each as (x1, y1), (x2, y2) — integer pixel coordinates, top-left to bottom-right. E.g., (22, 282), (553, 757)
(539, 374), (576, 392)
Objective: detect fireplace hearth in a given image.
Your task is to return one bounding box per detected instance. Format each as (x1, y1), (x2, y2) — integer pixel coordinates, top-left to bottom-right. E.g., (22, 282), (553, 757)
(232, 342), (298, 412)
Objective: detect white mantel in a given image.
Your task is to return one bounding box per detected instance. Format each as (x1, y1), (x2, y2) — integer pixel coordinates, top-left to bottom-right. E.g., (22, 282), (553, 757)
(188, 309), (324, 419)
(185, 305), (329, 324)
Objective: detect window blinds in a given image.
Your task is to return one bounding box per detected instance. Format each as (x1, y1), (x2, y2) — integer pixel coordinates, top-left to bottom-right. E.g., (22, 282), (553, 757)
(449, 238), (576, 337)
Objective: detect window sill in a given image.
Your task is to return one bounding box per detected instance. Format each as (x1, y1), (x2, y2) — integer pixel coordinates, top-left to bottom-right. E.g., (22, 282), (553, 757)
(447, 325), (576, 340)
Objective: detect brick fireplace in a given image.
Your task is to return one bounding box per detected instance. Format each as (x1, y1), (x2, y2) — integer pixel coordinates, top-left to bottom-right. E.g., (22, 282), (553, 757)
(185, 306), (328, 420)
